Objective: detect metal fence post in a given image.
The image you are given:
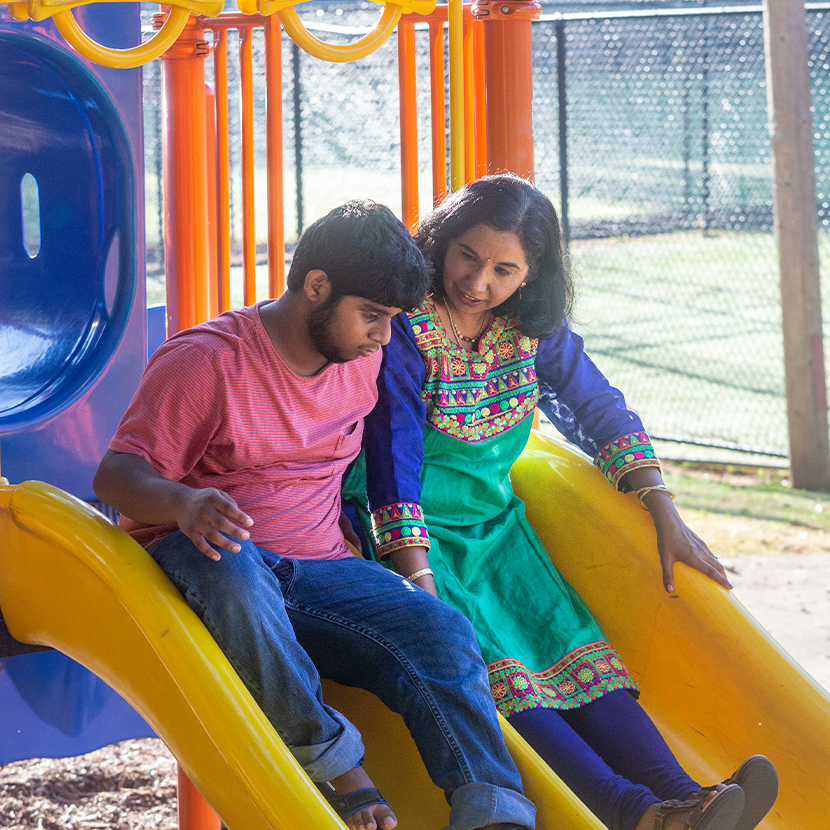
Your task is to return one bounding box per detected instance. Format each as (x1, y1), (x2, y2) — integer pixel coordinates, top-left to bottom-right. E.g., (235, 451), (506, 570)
(700, 20), (712, 234)
(555, 18), (569, 243)
(292, 41), (304, 236)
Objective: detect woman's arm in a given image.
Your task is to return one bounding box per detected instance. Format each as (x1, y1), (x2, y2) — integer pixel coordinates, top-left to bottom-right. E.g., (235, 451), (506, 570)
(536, 322), (730, 593)
(622, 466), (732, 594)
(535, 322), (656, 480)
(363, 314), (437, 594)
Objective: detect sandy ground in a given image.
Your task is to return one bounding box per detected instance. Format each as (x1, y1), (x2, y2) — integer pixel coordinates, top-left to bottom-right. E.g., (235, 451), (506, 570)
(725, 551), (830, 690)
(1, 552), (828, 829)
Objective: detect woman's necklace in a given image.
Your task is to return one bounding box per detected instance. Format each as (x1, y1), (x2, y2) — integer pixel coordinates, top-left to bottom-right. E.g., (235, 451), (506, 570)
(444, 301), (491, 347)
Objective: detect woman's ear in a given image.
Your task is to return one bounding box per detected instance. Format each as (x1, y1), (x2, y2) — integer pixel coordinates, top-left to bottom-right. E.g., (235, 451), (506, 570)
(304, 269), (332, 304)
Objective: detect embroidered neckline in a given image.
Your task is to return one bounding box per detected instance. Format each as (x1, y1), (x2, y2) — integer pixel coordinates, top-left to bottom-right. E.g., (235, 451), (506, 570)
(424, 294), (502, 361)
(406, 298), (539, 443)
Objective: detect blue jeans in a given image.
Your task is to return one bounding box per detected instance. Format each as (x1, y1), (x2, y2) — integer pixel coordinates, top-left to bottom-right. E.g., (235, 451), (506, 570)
(150, 532), (535, 830)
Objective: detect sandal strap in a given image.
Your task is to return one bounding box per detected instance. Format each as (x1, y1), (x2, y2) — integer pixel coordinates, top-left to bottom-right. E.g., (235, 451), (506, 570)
(317, 783), (388, 820)
(653, 798), (705, 830)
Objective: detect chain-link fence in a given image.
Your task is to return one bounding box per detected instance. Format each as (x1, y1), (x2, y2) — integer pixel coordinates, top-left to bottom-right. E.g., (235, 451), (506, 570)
(142, 2), (830, 464)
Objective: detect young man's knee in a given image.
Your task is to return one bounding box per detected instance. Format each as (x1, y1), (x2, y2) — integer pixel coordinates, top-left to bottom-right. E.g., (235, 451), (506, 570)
(419, 597), (478, 645)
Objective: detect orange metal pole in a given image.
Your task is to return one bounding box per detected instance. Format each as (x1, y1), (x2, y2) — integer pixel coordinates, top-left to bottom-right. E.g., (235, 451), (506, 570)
(398, 16), (420, 231)
(239, 27), (257, 306)
(205, 83), (219, 319)
(462, 17), (476, 183)
(472, 0), (541, 181)
(264, 15), (286, 297)
(472, 20), (487, 179)
(177, 767), (221, 830)
(428, 19), (447, 207)
(213, 28), (232, 312)
(160, 16), (212, 335)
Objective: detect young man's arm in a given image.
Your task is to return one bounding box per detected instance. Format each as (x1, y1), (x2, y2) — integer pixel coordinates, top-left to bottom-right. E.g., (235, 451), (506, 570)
(94, 450), (253, 561)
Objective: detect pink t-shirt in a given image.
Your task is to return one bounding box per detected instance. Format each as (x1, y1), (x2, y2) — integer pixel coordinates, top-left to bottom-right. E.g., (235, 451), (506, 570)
(110, 302), (381, 559)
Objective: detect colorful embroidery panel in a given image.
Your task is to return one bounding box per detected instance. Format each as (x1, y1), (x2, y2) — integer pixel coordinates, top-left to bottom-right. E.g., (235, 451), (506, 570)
(407, 297), (539, 443)
(371, 501), (431, 558)
(488, 642), (639, 716)
(595, 432), (661, 489)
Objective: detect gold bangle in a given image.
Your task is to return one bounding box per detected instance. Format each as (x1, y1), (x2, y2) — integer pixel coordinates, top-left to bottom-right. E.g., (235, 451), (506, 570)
(405, 568), (434, 582)
(635, 485), (675, 511)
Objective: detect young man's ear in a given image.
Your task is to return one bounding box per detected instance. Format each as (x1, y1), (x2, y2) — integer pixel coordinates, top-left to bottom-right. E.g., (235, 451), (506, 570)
(304, 269), (332, 304)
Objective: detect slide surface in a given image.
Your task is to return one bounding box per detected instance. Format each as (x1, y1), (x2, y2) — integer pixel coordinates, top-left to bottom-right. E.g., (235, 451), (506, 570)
(0, 430), (826, 828)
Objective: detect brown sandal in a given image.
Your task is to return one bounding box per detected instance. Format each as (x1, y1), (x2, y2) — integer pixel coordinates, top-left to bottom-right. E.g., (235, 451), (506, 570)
(691, 756), (778, 830)
(653, 783), (745, 830)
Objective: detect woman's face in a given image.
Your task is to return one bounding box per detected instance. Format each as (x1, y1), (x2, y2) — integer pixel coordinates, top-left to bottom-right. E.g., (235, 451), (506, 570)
(441, 224), (529, 319)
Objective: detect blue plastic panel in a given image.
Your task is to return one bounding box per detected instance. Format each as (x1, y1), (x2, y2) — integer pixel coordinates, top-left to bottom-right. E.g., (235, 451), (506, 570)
(0, 9), (146, 499)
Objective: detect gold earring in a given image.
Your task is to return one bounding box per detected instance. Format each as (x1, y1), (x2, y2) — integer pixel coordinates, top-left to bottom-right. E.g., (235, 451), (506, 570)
(519, 281), (527, 301)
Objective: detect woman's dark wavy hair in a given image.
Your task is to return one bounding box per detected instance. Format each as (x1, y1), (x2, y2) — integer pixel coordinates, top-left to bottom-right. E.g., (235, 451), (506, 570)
(415, 174), (572, 338)
(287, 200), (429, 311)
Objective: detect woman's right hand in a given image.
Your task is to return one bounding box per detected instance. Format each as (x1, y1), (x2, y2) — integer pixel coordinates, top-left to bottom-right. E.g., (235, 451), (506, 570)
(389, 545), (438, 597)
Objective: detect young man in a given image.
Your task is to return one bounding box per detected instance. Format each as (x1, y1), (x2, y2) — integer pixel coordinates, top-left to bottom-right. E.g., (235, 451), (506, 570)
(94, 202), (535, 830)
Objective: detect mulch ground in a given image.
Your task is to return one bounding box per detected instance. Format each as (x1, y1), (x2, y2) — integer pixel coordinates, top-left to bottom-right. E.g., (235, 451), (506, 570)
(0, 739), (177, 829)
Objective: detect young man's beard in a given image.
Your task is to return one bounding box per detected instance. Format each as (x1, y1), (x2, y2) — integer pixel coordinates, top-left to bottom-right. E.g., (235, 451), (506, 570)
(307, 296), (349, 363)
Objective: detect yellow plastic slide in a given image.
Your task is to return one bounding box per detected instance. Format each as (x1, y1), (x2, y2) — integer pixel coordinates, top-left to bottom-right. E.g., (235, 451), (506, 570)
(0, 430), (826, 829)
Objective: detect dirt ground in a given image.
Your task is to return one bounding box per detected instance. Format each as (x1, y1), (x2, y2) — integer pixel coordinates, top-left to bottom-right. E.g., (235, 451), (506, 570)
(2, 467), (829, 830)
(0, 739), (177, 830)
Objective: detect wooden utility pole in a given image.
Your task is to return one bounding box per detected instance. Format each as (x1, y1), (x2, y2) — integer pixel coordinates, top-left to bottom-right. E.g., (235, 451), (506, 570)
(763, 0), (830, 490)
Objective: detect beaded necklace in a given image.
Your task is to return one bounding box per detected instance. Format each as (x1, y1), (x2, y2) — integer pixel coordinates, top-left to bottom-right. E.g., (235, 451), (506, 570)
(444, 301), (491, 348)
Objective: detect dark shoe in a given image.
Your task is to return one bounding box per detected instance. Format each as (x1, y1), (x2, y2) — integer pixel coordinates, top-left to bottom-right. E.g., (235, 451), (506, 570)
(654, 783), (745, 830)
(693, 756), (778, 830)
(316, 781), (390, 822)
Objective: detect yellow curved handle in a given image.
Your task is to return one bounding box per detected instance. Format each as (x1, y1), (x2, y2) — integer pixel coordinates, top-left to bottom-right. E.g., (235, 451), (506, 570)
(277, 3), (402, 63)
(52, 5), (190, 69)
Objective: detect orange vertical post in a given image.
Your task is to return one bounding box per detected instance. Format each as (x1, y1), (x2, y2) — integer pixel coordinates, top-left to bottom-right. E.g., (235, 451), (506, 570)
(398, 16), (419, 231)
(428, 19), (447, 206)
(160, 16), (212, 335)
(472, 0), (541, 180)
(239, 26), (257, 306)
(205, 83), (219, 319)
(472, 19), (487, 178)
(177, 767), (221, 830)
(471, 0), (540, 426)
(213, 28), (232, 312)
(462, 16), (476, 183)
(264, 15), (286, 297)
(161, 20), (228, 828)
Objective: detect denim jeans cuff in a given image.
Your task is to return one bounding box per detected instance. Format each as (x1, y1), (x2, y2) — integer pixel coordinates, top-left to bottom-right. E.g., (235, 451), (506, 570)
(289, 704), (365, 783)
(445, 782), (536, 830)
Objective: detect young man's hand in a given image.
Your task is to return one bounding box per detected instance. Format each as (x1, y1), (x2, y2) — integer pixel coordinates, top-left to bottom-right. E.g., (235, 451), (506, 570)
(173, 487), (254, 561)
(93, 449), (253, 562)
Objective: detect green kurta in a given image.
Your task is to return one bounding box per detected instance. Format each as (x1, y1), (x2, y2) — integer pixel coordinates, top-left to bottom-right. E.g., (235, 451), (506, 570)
(352, 296), (642, 716)
(420, 417), (636, 715)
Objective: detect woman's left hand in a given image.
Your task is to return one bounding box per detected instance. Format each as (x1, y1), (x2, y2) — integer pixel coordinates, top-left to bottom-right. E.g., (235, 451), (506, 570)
(647, 493), (732, 594)
(339, 510), (363, 556)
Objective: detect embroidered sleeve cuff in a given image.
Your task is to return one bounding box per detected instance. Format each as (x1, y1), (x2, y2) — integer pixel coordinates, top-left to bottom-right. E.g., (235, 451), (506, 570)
(595, 432), (660, 489)
(371, 502), (430, 558)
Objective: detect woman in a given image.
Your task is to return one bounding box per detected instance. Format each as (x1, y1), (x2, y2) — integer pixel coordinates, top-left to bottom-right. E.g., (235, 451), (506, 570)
(344, 175), (778, 830)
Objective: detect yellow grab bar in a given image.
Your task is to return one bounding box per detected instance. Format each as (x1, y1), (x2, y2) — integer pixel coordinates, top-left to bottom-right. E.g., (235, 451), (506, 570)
(51, 5), (191, 69)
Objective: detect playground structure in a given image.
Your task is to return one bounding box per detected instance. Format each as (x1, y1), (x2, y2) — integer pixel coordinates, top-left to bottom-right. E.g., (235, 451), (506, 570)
(2, 0), (830, 828)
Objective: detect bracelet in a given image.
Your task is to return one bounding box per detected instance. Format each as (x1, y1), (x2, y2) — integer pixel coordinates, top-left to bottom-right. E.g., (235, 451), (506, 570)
(405, 568), (434, 582)
(635, 485), (675, 511)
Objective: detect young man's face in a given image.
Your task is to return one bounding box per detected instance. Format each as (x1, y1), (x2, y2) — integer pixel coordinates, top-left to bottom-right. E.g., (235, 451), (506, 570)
(308, 295), (402, 363)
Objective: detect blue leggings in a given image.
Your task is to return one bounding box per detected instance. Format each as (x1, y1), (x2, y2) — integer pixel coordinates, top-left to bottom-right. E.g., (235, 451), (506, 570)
(508, 691), (699, 830)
